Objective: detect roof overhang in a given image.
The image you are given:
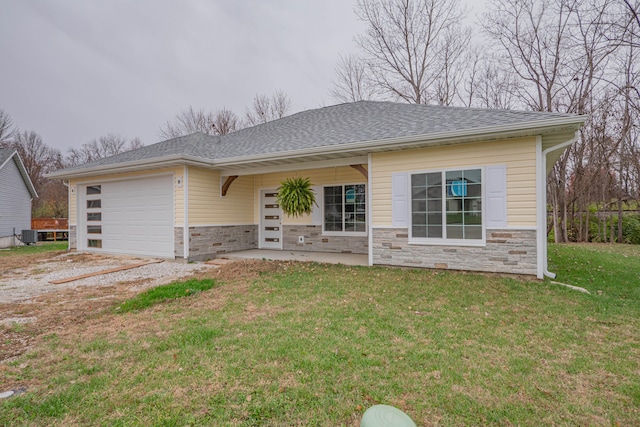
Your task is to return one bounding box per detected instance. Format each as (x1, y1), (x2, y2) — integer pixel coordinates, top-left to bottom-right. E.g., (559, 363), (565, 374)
(46, 115), (586, 180)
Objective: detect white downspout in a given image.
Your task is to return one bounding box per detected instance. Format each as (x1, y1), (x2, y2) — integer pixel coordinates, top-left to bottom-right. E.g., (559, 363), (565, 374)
(63, 180), (70, 251)
(367, 153), (373, 266)
(537, 131), (580, 279)
(183, 165), (189, 260)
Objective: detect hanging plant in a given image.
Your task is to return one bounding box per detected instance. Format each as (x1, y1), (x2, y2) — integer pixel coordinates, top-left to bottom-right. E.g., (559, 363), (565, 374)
(277, 177), (317, 218)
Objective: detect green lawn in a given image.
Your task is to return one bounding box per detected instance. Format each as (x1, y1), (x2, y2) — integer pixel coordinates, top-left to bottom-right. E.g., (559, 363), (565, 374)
(0, 241), (67, 257)
(1, 244), (639, 426)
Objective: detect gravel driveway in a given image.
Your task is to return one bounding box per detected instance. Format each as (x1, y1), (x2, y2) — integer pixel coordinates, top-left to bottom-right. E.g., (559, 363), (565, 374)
(0, 251), (215, 304)
(0, 250), (220, 362)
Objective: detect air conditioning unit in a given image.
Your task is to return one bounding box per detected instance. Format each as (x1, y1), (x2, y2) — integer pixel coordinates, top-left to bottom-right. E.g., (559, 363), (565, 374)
(21, 229), (38, 245)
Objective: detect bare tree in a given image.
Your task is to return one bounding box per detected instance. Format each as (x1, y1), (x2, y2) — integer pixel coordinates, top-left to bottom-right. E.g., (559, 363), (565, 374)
(4, 130), (60, 190)
(160, 106), (240, 139)
(66, 134), (144, 167)
(482, 0), (577, 113)
(330, 54), (379, 103)
(159, 106), (217, 139)
(212, 108), (239, 135)
(243, 90), (292, 126)
(0, 109), (16, 143)
(469, 53), (521, 109)
(483, 0), (625, 242)
(352, 0), (470, 104)
(35, 178), (68, 218)
(2, 130), (65, 216)
(617, 0), (640, 48)
(434, 25), (473, 105)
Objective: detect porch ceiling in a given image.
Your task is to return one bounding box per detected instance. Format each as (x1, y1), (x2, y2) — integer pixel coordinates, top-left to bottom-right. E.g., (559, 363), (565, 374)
(216, 153), (370, 177)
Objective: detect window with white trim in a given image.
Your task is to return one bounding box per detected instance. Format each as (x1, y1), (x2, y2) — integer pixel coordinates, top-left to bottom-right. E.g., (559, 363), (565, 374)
(411, 168), (482, 241)
(323, 184), (366, 234)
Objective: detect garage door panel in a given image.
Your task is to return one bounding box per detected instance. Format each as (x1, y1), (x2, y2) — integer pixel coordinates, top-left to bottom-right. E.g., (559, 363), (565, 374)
(81, 175), (174, 257)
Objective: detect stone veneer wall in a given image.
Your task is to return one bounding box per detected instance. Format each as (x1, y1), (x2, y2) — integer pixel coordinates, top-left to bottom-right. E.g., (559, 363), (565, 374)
(69, 225), (77, 250)
(282, 225), (368, 254)
(372, 228), (537, 275)
(174, 225), (258, 261)
(174, 227), (184, 259)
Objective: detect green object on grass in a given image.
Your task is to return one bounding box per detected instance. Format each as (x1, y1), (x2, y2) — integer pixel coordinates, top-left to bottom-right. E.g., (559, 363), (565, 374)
(360, 405), (417, 427)
(115, 278), (215, 313)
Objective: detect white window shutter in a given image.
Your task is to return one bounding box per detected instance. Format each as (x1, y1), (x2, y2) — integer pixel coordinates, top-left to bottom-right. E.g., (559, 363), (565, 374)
(485, 165), (507, 228)
(310, 185), (323, 225)
(391, 172), (409, 228)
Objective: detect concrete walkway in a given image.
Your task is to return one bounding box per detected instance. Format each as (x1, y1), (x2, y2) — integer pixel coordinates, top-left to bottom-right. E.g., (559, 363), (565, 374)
(221, 249), (368, 266)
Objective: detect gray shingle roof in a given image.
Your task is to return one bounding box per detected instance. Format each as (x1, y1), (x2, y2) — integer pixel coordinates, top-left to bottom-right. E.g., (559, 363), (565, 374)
(215, 101), (576, 159)
(51, 101), (582, 176)
(58, 132), (219, 173)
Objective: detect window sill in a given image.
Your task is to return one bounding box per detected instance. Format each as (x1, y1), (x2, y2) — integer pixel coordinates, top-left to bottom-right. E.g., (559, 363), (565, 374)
(408, 239), (486, 247)
(323, 232), (368, 237)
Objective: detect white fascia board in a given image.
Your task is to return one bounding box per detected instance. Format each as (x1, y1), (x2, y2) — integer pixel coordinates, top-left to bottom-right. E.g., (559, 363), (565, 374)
(45, 155), (216, 180)
(212, 116), (587, 168)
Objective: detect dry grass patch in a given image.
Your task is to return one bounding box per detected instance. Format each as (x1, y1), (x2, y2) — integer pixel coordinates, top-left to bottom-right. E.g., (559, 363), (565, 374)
(1, 251), (639, 425)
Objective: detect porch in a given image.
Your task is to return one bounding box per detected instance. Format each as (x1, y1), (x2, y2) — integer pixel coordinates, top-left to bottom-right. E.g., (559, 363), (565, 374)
(220, 249), (368, 266)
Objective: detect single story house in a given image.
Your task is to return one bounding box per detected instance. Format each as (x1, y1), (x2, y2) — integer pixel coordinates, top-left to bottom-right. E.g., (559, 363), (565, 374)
(0, 148), (38, 248)
(48, 101), (585, 278)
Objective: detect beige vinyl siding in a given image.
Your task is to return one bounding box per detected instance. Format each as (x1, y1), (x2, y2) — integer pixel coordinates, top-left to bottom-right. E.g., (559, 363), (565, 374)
(372, 137), (537, 227)
(253, 167), (366, 225)
(187, 167), (254, 225)
(68, 184), (77, 224)
(68, 167), (182, 225)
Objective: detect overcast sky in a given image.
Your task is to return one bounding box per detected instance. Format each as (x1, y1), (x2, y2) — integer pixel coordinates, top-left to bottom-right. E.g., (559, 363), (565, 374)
(0, 0), (485, 153)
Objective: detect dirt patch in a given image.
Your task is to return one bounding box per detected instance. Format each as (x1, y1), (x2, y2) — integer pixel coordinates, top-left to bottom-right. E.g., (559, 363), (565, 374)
(0, 257), (293, 366)
(0, 250), (219, 363)
(0, 249), (68, 276)
(197, 258), (295, 283)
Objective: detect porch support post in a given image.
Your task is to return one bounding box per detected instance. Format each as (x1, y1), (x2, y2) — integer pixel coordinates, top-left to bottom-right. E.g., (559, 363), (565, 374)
(350, 164), (368, 179)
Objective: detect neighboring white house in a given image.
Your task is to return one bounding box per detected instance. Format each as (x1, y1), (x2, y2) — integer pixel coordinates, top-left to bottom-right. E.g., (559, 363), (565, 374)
(0, 148), (38, 248)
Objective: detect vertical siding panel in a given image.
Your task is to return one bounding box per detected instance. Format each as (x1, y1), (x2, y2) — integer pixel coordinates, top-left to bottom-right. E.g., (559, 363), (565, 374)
(0, 157), (31, 237)
(68, 184), (77, 225)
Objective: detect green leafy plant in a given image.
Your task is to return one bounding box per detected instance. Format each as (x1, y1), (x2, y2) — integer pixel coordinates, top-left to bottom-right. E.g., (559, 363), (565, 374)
(276, 177), (317, 217)
(115, 278), (216, 313)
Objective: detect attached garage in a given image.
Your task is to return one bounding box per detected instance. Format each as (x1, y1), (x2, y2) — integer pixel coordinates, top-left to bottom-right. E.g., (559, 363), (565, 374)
(77, 174), (174, 258)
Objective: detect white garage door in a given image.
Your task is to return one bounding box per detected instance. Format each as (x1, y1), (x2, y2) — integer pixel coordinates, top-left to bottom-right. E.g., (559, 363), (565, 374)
(79, 175), (174, 257)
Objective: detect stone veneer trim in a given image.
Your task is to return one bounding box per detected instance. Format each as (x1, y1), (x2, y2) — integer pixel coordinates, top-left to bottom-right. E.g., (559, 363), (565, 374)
(184, 224), (258, 261)
(372, 228), (537, 275)
(282, 225), (368, 254)
(68, 225), (77, 250)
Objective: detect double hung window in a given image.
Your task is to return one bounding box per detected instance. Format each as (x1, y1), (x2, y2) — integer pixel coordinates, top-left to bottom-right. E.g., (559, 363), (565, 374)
(411, 169), (482, 242)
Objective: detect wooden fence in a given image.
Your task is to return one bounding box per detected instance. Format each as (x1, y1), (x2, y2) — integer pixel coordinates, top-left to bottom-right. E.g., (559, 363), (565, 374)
(31, 218), (69, 241)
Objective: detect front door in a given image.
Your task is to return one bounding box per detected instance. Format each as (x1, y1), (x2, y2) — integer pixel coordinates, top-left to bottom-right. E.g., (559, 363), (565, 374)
(260, 190), (282, 249)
